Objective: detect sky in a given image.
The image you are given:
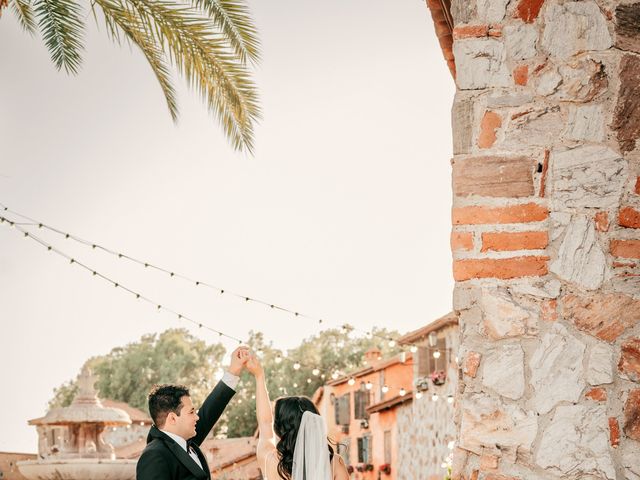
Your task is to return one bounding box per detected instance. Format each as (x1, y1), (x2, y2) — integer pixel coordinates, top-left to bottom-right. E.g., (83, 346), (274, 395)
(0, 0), (455, 452)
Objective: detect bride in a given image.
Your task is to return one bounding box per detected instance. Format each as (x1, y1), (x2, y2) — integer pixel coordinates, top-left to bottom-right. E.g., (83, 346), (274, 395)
(242, 351), (350, 480)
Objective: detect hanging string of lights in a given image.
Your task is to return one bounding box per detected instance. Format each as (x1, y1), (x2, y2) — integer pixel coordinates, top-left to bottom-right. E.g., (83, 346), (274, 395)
(0, 202), (450, 354)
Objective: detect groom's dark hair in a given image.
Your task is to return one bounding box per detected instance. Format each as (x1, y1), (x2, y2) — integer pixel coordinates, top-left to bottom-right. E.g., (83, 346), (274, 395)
(148, 384), (190, 428)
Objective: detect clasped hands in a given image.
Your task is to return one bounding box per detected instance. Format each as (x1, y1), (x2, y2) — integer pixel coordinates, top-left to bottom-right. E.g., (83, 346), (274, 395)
(227, 346), (264, 378)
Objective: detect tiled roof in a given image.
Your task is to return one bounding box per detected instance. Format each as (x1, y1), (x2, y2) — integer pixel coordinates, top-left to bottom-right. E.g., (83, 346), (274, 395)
(398, 312), (457, 345)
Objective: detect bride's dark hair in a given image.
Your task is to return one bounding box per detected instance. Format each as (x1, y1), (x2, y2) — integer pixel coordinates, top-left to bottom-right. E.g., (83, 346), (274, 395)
(273, 396), (335, 480)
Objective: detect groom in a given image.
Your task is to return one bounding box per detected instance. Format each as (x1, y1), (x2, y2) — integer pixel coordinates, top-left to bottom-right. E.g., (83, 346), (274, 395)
(136, 346), (248, 480)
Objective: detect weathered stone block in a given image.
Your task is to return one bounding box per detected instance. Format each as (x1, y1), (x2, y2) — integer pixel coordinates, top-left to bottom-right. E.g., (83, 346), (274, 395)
(619, 337), (640, 383)
(542, 2), (612, 59)
(615, 3), (640, 54)
(536, 404), (616, 479)
(459, 393), (537, 458)
(480, 289), (537, 339)
(503, 106), (564, 148)
(612, 55), (640, 153)
(529, 323), (585, 414)
(454, 39), (510, 90)
(477, 0), (509, 22)
(504, 23), (537, 60)
(563, 104), (605, 142)
(482, 343), (525, 399)
(624, 389), (640, 441)
(452, 156), (535, 198)
(452, 93), (475, 155)
(587, 343), (614, 385)
(464, 351), (482, 378)
(562, 293), (640, 342)
(550, 146), (627, 209)
(547, 59), (608, 102)
(550, 214), (608, 290)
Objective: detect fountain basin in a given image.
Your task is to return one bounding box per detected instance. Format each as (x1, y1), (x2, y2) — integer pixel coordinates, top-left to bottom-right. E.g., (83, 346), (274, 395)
(18, 458), (136, 480)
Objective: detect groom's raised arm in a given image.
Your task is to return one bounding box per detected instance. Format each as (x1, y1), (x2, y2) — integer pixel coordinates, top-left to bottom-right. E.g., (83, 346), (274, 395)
(191, 346), (247, 445)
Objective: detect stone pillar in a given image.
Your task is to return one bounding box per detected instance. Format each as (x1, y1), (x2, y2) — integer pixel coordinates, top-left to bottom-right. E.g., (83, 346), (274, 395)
(448, 1), (640, 478)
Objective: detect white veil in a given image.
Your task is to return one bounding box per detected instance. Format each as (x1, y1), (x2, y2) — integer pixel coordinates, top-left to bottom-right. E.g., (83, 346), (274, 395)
(291, 411), (332, 480)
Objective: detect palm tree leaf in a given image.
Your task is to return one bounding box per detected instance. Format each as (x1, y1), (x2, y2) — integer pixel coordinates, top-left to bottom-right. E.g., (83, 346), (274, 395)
(95, 0), (178, 121)
(191, 0), (260, 64)
(126, 0), (260, 152)
(10, 0), (37, 34)
(33, 0), (84, 74)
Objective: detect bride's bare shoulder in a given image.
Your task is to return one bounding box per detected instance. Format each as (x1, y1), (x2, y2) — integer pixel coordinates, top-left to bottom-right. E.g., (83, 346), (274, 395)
(332, 454), (349, 480)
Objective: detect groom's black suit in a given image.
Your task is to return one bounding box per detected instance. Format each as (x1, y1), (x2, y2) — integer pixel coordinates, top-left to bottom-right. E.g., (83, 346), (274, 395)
(136, 380), (235, 480)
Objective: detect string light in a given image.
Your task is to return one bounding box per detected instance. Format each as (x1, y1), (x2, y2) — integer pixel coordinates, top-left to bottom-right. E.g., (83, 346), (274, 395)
(365, 381), (373, 390)
(293, 362), (301, 370)
(1, 203), (432, 353)
(410, 345), (418, 353)
(447, 395), (454, 404)
(432, 393), (439, 402)
(331, 371), (340, 380)
(275, 355), (282, 364)
(312, 368), (320, 376)
(399, 388), (406, 397)
(381, 385), (389, 393)
(433, 350), (441, 359)
(415, 391), (423, 399)
(348, 378), (355, 386)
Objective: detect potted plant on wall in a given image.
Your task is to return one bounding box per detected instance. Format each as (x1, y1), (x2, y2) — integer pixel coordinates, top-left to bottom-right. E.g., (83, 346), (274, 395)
(379, 463), (391, 475)
(365, 464), (374, 472)
(430, 370), (447, 386)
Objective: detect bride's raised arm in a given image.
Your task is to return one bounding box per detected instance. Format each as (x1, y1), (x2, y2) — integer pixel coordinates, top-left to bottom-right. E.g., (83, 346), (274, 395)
(245, 353), (277, 467)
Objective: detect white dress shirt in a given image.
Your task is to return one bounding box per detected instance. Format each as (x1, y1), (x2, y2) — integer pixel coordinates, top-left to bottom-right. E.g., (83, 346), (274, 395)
(160, 371), (239, 471)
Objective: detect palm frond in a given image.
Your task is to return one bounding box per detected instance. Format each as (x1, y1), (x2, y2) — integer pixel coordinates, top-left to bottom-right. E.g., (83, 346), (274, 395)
(10, 0), (37, 34)
(95, 0), (178, 121)
(126, 0), (260, 152)
(191, 0), (260, 64)
(33, 0), (84, 74)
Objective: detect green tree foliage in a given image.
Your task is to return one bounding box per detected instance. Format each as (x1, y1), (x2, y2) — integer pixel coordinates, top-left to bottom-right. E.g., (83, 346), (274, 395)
(49, 326), (401, 438)
(49, 329), (225, 412)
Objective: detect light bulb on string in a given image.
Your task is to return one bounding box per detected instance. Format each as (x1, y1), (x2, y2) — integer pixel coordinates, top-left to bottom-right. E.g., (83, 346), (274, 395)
(306, 378), (311, 384)
(381, 385), (389, 393)
(448, 441), (455, 450)
(388, 339), (396, 348)
(447, 395), (454, 404)
(331, 371), (340, 380)
(293, 362), (301, 370)
(348, 378), (355, 386)
(432, 393), (439, 402)
(415, 391), (423, 399)
(312, 368), (320, 376)
(365, 381), (373, 390)
(275, 355), (282, 364)
(433, 350), (441, 359)
(293, 383), (298, 388)
(399, 388), (406, 397)
(410, 345), (418, 353)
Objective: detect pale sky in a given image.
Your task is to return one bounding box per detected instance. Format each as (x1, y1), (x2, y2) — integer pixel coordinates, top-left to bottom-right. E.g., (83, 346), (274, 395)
(0, 0), (455, 452)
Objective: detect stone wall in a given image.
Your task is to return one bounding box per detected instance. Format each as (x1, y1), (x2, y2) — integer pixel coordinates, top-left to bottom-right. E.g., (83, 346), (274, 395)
(397, 324), (459, 480)
(447, 1), (640, 479)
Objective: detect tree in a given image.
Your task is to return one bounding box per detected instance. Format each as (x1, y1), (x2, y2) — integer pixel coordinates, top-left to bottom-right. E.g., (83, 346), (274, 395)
(49, 328), (226, 412)
(222, 327), (402, 437)
(1, 0), (260, 152)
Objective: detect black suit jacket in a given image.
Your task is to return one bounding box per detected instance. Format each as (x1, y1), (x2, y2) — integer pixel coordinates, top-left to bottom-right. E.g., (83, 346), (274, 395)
(136, 380), (235, 480)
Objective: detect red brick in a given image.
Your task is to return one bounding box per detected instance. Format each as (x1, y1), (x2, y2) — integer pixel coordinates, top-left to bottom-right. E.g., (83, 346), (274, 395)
(481, 231), (548, 252)
(464, 351), (481, 378)
(453, 156), (534, 198)
(618, 337), (640, 382)
(453, 256), (549, 281)
(586, 387), (608, 402)
(478, 112), (502, 148)
(515, 0), (545, 23)
(635, 177), (640, 195)
(609, 417), (620, 448)
(451, 231), (474, 251)
(513, 65), (529, 86)
(619, 206), (640, 228)
(623, 389), (640, 441)
(563, 293), (640, 342)
(613, 261), (637, 268)
(452, 203), (548, 225)
(453, 25), (502, 40)
(611, 239), (640, 259)
(595, 211), (609, 232)
(540, 299), (558, 322)
(470, 470), (479, 480)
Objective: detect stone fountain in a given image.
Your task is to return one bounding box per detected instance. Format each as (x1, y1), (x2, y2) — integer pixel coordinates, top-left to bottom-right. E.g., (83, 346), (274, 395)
(18, 366), (137, 480)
